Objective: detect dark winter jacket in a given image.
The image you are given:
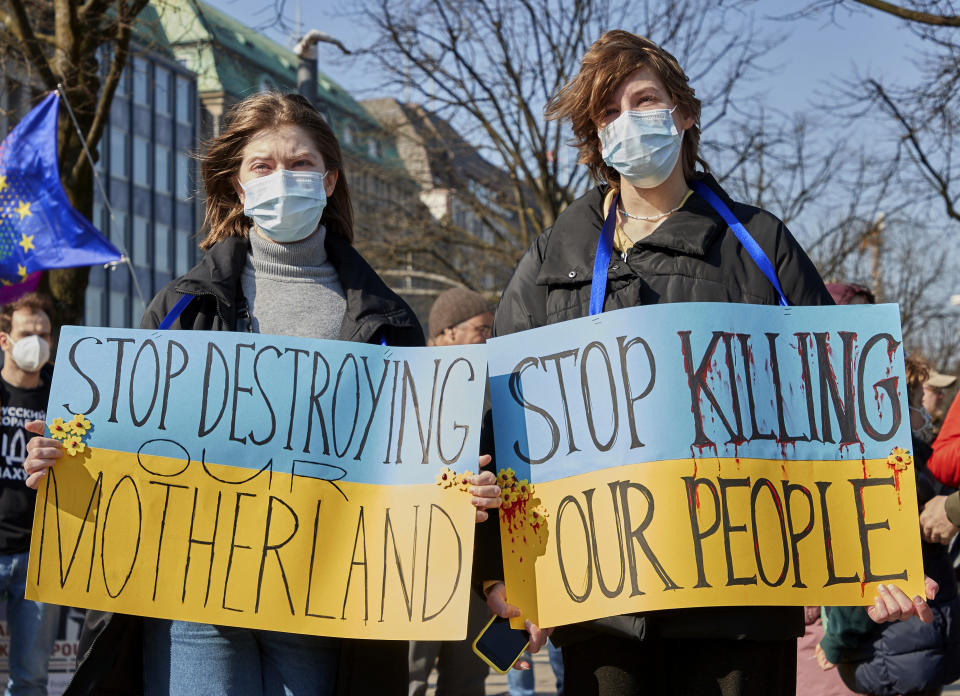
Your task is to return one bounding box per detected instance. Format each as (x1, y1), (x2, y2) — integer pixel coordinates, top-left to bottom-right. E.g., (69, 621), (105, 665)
(474, 173), (834, 646)
(65, 232), (423, 696)
(821, 439), (960, 696)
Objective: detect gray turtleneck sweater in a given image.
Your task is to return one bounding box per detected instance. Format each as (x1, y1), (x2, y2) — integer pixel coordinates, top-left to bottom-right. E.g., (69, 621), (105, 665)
(240, 226), (346, 339)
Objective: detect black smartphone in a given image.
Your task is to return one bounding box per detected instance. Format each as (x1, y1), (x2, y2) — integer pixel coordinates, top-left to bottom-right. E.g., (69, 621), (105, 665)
(472, 614), (530, 674)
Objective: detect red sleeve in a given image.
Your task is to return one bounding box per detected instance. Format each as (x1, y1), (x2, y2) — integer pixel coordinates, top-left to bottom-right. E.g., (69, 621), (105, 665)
(929, 395), (960, 487)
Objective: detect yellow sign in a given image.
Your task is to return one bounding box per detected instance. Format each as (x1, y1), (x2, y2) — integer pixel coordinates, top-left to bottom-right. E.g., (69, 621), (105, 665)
(28, 448), (475, 639)
(500, 454), (924, 629)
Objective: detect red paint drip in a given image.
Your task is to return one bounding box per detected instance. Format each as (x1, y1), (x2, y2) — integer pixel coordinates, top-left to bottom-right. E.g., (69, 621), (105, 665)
(887, 459), (905, 508)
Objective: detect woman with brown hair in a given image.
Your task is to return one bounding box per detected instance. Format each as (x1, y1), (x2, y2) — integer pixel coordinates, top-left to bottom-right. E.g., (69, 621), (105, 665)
(23, 91), (501, 696)
(474, 30), (934, 696)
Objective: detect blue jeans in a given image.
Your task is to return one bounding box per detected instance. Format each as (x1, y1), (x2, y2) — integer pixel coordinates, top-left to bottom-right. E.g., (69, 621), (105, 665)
(507, 639), (564, 696)
(142, 619), (340, 696)
(0, 552), (60, 696)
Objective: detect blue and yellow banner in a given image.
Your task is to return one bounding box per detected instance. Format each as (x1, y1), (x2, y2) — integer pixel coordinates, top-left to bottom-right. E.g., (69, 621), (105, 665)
(27, 327), (486, 640)
(486, 303), (924, 628)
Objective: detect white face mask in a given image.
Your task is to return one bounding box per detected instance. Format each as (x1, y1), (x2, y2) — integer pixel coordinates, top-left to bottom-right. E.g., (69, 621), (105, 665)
(599, 106), (684, 188)
(911, 405), (935, 443)
(241, 169), (328, 243)
(9, 334), (50, 373)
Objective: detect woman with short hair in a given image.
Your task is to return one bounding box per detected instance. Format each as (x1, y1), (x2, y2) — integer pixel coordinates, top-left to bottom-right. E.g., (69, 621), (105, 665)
(475, 30), (928, 696)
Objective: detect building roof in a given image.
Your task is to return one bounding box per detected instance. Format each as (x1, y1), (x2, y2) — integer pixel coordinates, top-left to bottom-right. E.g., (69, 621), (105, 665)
(144, 0), (401, 167)
(362, 98), (508, 192)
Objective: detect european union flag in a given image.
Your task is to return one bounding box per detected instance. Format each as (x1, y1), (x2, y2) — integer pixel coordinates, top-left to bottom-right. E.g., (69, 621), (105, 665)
(0, 92), (122, 286)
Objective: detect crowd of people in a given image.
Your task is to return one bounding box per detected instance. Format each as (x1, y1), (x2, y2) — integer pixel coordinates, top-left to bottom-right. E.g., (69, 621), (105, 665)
(0, 27), (955, 696)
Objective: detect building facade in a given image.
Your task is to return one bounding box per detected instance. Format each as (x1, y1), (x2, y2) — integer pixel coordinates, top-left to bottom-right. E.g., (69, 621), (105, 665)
(86, 44), (201, 328)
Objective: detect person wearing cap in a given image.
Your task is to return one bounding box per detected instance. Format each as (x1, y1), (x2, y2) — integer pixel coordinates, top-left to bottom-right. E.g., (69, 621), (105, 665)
(923, 370), (957, 435)
(921, 370), (960, 543)
(824, 281), (875, 306)
(428, 287), (493, 347)
(408, 286), (494, 696)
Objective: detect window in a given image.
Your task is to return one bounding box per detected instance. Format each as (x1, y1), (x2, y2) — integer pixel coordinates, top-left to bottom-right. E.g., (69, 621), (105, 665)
(132, 215), (150, 267)
(133, 135), (150, 187)
(154, 144), (171, 194)
(133, 57), (150, 105)
(175, 229), (193, 276)
(114, 68), (128, 97)
(109, 290), (130, 328)
(154, 66), (171, 115)
(109, 127), (128, 178)
(105, 210), (128, 253)
(342, 125), (353, 145)
(175, 76), (193, 124)
(84, 285), (104, 326)
(154, 223), (171, 272)
(175, 152), (192, 200)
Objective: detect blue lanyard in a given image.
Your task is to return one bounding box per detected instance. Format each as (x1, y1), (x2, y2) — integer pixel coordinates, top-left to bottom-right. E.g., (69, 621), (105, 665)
(589, 183), (789, 315)
(690, 181), (788, 306)
(158, 294), (194, 329)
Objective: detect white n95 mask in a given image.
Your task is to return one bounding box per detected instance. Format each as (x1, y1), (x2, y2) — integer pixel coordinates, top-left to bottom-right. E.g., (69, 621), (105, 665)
(599, 107), (684, 189)
(10, 334), (50, 372)
(241, 169), (328, 243)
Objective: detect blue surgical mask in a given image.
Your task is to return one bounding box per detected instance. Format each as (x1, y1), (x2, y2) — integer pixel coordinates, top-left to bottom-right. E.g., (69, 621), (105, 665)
(241, 169), (328, 243)
(599, 106), (683, 188)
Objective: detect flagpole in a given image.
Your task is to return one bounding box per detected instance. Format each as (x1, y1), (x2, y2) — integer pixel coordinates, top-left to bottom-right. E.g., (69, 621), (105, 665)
(55, 84), (147, 312)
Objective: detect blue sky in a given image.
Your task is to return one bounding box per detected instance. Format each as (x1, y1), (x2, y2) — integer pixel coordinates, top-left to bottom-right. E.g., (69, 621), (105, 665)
(204, 0), (923, 121)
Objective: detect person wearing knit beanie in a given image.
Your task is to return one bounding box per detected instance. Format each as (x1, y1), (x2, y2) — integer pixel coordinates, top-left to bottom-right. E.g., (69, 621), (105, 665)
(428, 287), (493, 345)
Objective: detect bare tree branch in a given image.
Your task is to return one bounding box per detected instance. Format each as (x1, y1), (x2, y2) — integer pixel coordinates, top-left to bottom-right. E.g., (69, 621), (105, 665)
(851, 0), (960, 26)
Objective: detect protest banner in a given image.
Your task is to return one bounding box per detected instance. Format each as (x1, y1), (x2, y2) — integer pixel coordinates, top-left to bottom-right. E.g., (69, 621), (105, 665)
(26, 327), (486, 640)
(487, 303), (925, 629)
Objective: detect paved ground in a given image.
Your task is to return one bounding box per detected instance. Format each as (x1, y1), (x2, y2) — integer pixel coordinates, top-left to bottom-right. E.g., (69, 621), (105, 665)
(424, 648), (559, 696)
(483, 649), (559, 696)
(434, 650), (960, 695)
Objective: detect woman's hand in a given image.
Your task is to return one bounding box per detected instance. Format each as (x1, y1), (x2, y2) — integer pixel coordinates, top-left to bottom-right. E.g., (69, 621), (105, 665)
(469, 455), (500, 523)
(867, 578), (938, 623)
(23, 420), (63, 489)
(484, 580), (553, 670)
(815, 643), (835, 671)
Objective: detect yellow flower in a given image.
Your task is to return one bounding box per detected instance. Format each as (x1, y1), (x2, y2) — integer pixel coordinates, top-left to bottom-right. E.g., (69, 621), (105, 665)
(458, 470), (474, 492)
(435, 467), (456, 488)
(49, 418), (69, 440)
(500, 489), (514, 510)
(887, 447), (913, 471)
(517, 479), (530, 501)
(68, 413), (91, 436)
(64, 437), (86, 457)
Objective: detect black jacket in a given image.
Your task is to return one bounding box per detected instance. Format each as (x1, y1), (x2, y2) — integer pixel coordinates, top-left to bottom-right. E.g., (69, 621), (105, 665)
(475, 174), (834, 645)
(66, 232), (423, 696)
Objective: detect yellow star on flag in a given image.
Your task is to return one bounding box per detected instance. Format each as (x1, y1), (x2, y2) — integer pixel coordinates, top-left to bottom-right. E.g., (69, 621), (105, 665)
(0, 175), (6, 192)
(17, 264), (27, 279)
(0, 280), (11, 287)
(18, 233), (34, 253)
(15, 200), (31, 220)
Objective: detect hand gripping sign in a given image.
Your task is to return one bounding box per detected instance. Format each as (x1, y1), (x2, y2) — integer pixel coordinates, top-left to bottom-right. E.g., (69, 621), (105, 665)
(27, 327), (486, 640)
(486, 303), (924, 629)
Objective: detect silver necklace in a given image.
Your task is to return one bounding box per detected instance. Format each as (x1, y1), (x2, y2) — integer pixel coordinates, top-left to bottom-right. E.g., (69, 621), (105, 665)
(618, 202), (682, 222)
(618, 190), (690, 222)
